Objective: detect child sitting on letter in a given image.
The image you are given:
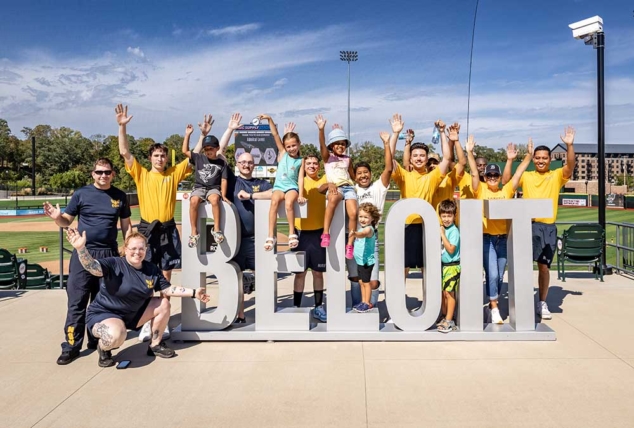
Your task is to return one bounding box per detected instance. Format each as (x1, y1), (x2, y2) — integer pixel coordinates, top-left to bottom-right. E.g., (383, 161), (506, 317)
(315, 114), (358, 259)
(260, 114), (306, 251)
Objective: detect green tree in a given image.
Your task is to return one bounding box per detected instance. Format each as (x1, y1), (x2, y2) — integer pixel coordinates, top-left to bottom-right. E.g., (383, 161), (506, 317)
(49, 170), (90, 192)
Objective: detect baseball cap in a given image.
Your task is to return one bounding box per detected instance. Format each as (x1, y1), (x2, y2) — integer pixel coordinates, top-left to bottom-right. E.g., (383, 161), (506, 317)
(202, 135), (220, 148)
(327, 128), (350, 149)
(484, 164), (501, 176)
(427, 153), (440, 163)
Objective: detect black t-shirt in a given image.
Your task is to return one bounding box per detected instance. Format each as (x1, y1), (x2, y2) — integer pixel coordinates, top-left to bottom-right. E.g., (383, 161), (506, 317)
(227, 170), (272, 238)
(191, 152), (228, 190)
(64, 185), (131, 250)
(88, 257), (171, 317)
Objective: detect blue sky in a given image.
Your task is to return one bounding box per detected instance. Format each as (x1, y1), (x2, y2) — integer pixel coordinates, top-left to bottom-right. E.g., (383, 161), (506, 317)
(1, 0), (632, 150)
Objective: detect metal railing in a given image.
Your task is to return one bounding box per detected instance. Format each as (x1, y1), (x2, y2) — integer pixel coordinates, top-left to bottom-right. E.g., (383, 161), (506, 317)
(608, 221), (634, 277)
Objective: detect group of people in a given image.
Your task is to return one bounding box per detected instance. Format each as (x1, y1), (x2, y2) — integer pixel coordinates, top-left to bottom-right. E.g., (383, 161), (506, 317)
(48, 104), (576, 366)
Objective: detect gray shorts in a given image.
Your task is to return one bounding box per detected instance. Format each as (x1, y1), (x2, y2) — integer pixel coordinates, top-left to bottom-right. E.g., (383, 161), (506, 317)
(532, 222), (557, 267)
(191, 187), (221, 201)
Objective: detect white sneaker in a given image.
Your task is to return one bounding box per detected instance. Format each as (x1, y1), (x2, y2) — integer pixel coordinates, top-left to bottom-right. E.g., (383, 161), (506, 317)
(162, 324), (171, 339)
(538, 301), (552, 320)
(139, 321), (151, 342)
(491, 307), (503, 324)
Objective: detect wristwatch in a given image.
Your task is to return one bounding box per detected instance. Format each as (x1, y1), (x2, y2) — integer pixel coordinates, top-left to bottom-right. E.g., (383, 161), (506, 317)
(249, 193), (253, 200)
(191, 289), (196, 298)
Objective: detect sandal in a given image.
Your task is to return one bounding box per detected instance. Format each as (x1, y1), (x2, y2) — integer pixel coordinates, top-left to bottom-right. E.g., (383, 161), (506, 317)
(211, 230), (225, 244)
(264, 237), (276, 251)
(320, 233), (331, 247)
(345, 244), (354, 260)
(188, 234), (200, 248)
(288, 234), (299, 249)
(437, 319), (458, 333)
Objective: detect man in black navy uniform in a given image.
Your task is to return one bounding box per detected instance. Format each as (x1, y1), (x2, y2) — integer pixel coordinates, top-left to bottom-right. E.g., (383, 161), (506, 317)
(44, 158), (132, 365)
(227, 152), (272, 322)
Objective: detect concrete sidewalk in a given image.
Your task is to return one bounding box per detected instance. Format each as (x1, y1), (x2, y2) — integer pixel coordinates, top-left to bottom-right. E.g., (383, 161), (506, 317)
(2, 271), (634, 428)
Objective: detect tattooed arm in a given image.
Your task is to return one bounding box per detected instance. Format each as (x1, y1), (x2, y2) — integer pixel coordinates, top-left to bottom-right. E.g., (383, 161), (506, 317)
(66, 228), (103, 277)
(162, 285), (210, 302)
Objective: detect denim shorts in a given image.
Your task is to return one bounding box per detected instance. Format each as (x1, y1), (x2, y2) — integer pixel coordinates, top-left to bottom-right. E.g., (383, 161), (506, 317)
(327, 185), (358, 201)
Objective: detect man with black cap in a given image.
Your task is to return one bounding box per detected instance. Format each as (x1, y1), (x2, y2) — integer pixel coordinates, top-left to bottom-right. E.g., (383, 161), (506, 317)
(182, 123), (229, 248)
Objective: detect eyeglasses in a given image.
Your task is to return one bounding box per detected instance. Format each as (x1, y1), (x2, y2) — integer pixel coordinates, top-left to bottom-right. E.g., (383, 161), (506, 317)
(238, 161), (254, 166)
(93, 170), (113, 176)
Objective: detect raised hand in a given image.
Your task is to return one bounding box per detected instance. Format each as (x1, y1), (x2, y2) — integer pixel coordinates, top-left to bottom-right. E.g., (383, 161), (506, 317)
(332, 123), (343, 130)
(284, 122), (296, 134)
(506, 143), (518, 160)
(390, 113), (404, 134)
(466, 135), (476, 153)
(314, 114), (327, 130)
(379, 131), (390, 144)
(115, 104), (133, 126)
(258, 114), (272, 122)
(434, 120), (446, 133)
(560, 126), (575, 146)
(185, 124), (194, 136)
(527, 138), (534, 156)
(405, 129), (415, 144)
(43, 202), (62, 220)
(228, 113), (242, 131)
(448, 123), (460, 142)
(66, 228), (87, 250)
(198, 114), (214, 136)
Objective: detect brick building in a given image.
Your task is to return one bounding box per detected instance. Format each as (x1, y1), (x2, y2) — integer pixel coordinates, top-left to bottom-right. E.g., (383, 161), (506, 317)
(551, 143), (634, 183)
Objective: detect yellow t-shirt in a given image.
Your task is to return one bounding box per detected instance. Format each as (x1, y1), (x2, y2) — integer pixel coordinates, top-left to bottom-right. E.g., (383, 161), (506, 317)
(126, 158), (191, 223)
(295, 175), (327, 231)
(519, 168), (568, 224)
(433, 169), (461, 226)
(458, 173), (477, 200)
(432, 169), (458, 210)
(392, 165), (444, 224)
(475, 182), (515, 235)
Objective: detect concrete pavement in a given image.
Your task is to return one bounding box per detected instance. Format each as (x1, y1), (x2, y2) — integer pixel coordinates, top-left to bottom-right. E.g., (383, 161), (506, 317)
(2, 270), (634, 428)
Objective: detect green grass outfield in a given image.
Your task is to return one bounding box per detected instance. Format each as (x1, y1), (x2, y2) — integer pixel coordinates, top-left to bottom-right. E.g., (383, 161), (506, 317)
(0, 201), (630, 269)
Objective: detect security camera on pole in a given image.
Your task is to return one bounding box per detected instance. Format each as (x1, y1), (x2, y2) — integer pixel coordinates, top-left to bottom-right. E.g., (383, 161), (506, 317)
(568, 16), (610, 272)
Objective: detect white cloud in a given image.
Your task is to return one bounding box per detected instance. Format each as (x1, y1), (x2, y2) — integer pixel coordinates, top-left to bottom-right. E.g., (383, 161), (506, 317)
(0, 23), (632, 151)
(126, 46), (145, 58)
(207, 23), (261, 37)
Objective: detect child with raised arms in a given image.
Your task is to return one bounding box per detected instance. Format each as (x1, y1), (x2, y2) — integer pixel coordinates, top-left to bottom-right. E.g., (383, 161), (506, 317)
(351, 203), (381, 313)
(260, 114), (305, 251)
(182, 118), (230, 248)
(315, 114), (358, 259)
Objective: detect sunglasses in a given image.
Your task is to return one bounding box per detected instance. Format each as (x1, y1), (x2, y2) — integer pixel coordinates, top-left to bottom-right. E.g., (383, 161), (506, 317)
(93, 170), (113, 176)
(485, 174), (501, 180)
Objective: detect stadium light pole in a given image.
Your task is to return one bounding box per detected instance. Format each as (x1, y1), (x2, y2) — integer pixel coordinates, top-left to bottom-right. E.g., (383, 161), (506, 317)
(569, 16), (608, 269)
(340, 50), (358, 144)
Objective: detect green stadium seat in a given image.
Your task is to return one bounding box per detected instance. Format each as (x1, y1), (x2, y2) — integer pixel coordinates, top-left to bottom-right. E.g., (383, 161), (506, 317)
(556, 224), (605, 282)
(23, 263), (51, 289)
(0, 249), (18, 290)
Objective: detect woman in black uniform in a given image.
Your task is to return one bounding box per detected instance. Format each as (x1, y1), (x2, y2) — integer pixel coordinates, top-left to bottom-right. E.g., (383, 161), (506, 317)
(66, 229), (210, 367)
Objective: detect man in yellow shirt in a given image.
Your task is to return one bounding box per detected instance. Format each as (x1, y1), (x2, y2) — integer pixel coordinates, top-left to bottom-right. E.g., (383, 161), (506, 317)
(116, 104), (192, 341)
(519, 127), (576, 320)
(292, 155), (328, 322)
(392, 119), (453, 273)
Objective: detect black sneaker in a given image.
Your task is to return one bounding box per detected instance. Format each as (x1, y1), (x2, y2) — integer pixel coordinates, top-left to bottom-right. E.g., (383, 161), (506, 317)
(56, 349), (80, 365)
(97, 347), (115, 368)
(147, 341), (175, 358)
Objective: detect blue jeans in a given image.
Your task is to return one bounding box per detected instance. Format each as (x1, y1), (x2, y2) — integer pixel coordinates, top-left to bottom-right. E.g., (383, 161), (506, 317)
(483, 234), (508, 301)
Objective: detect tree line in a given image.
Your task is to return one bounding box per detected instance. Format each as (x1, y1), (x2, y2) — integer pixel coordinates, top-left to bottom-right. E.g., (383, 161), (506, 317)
(0, 118), (518, 194)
